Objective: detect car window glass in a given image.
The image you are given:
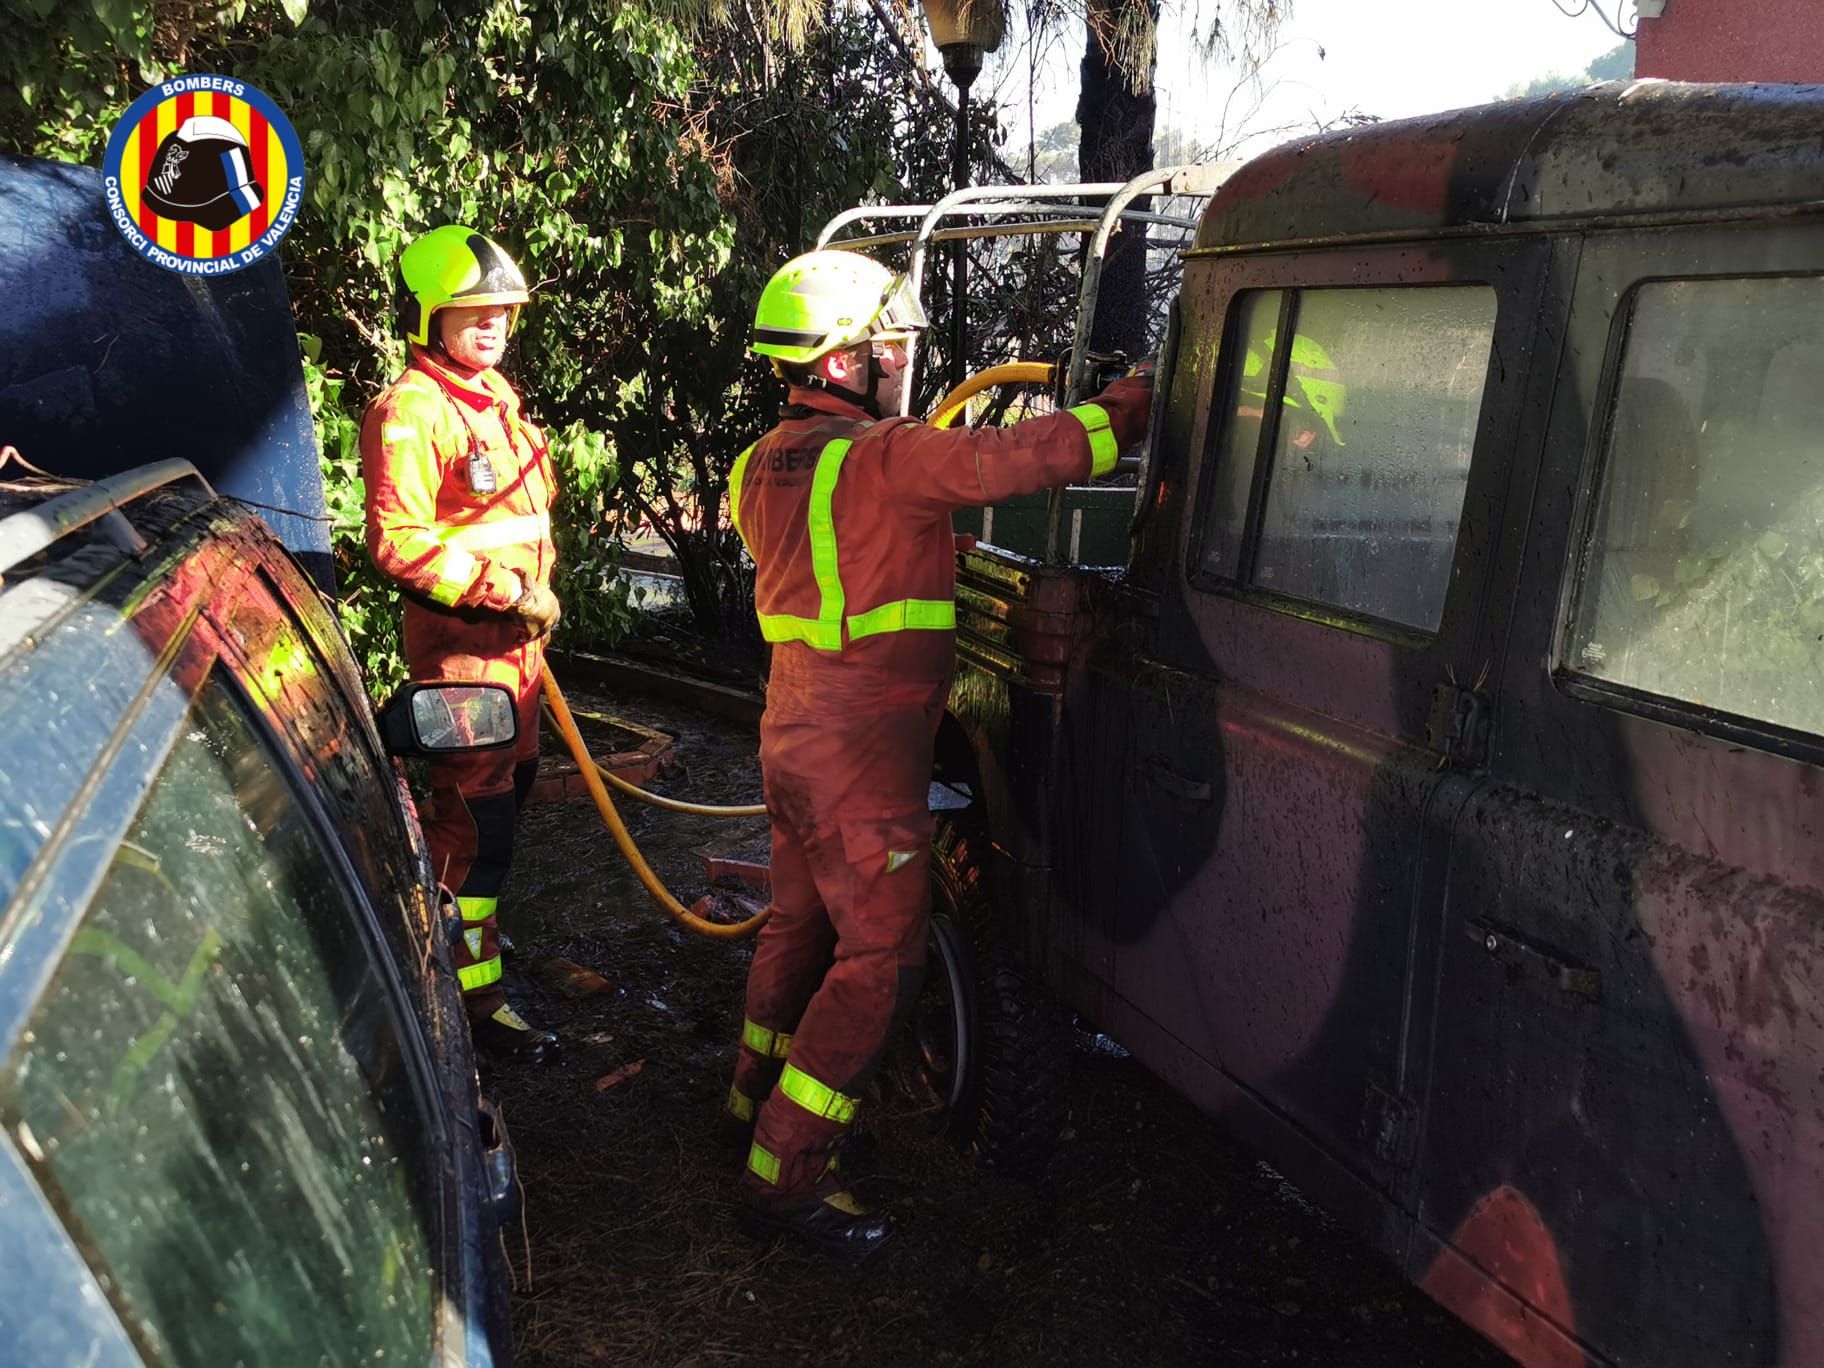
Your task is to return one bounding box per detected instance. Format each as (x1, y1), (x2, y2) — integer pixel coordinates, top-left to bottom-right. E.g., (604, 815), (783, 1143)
(1249, 287), (1496, 631)
(1569, 275), (1824, 735)
(218, 573), (429, 974)
(1199, 289), (1283, 581)
(0, 604), (166, 898)
(1, 672), (436, 1366)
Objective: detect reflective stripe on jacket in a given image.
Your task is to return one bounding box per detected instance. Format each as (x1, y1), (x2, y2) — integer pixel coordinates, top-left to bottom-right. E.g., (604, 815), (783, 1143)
(360, 347), (556, 614)
(727, 385), (1128, 681)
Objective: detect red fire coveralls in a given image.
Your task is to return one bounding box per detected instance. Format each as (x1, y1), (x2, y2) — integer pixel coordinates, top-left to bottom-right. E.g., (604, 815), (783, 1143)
(724, 375), (1152, 1206)
(360, 346), (556, 1015)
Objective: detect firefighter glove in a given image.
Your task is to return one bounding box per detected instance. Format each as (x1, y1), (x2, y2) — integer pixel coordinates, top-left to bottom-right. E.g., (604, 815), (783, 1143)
(511, 578), (562, 639)
(1091, 373), (1155, 451)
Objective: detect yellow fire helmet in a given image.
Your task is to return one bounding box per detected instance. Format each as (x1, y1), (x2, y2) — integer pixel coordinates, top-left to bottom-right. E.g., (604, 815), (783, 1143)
(1241, 330), (1348, 446)
(751, 249), (927, 365)
(395, 225), (531, 347)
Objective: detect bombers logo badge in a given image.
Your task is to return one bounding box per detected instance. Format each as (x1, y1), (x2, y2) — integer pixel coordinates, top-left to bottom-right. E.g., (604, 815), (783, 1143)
(101, 74), (306, 277)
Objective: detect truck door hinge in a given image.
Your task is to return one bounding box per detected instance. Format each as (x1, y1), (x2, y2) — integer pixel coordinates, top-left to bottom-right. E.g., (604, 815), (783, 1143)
(1365, 1080), (1418, 1168)
(1427, 680), (1490, 769)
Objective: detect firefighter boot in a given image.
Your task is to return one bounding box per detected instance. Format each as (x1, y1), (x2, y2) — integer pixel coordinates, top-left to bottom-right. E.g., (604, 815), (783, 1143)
(471, 1001), (560, 1066)
(739, 1100), (895, 1257)
(737, 1184), (896, 1258)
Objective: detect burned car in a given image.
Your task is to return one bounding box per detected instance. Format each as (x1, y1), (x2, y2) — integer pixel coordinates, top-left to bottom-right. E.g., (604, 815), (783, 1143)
(0, 459), (519, 1365)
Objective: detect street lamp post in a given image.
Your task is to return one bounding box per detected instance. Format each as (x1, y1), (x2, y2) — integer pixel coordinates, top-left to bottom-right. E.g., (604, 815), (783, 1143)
(920, 0), (1006, 392)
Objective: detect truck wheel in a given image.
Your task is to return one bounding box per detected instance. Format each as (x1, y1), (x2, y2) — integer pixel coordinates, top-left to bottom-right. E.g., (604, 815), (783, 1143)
(895, 816), (1069, 1175)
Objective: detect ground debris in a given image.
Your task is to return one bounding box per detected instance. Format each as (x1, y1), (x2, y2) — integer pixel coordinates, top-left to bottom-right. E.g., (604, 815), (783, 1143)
(689, 888), (768, 925)
(535, 955), (616, 998)
(594, 1059), (645, 1091)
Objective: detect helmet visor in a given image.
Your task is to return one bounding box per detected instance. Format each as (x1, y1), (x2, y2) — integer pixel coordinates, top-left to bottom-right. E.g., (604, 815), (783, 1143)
(871, 275), (928, 339)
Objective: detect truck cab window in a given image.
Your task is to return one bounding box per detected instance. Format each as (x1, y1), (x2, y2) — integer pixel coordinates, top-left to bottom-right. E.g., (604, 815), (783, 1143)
(1569, 276), (1824, 736)
(1199, 285), (1497, 632)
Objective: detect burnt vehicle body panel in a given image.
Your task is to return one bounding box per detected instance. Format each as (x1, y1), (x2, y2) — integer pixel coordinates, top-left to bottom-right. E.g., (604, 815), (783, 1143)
(946, 82), (1824, 1366)
(0, 156), (329, 586)
(0, 474), (515, 1365)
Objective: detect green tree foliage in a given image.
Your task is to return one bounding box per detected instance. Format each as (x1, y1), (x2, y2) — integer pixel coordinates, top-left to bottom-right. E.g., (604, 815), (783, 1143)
(612, 8), (967, 637)
(1507, 40), (1634, 98)
(4, 0), (728, 682)
(1054, 0), (1285, 354)
(2, 0), (981, 672)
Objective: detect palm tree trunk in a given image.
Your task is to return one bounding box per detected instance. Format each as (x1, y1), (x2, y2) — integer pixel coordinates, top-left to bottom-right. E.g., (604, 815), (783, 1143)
(1076, 0), (1159, 358)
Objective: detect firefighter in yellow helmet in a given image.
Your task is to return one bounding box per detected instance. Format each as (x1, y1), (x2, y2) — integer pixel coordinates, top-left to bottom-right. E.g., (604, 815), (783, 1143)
(360, 225), (560, 1064)
(721, 249), (1154, 1254)
(1237, 329), (1349, 449)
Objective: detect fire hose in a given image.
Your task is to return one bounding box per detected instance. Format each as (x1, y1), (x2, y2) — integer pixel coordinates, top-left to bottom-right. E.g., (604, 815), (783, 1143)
(535, 365), (1054, 941)
(541, 671), (772, 940)
(927, 361), (1054, 430)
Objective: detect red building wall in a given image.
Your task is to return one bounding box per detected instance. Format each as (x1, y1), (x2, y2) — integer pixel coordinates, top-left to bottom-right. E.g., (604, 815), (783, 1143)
(1635, 0), (1824, 83)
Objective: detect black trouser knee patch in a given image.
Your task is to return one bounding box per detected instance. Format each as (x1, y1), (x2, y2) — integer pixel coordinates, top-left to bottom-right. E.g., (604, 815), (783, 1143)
(841, 962), (928, 1093)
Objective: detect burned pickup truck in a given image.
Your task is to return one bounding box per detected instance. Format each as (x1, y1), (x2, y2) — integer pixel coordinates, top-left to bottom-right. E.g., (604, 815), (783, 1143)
(886, 81), (1824, 1367)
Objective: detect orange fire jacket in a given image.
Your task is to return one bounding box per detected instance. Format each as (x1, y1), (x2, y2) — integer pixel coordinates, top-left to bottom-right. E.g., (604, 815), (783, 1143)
(360, 346), (556, 620)
(729, 376), (1151, 687)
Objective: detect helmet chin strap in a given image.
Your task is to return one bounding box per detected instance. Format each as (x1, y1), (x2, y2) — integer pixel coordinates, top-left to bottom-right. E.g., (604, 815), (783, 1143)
(802, 355), (885, 420)
(860, 347), (890, 419)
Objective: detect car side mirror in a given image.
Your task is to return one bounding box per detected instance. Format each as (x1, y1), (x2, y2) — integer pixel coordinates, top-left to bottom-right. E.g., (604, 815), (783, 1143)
(378, 683), (518, 757)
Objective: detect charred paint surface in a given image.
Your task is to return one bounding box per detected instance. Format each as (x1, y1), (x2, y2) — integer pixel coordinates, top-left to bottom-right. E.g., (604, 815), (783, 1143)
(1192, 83), (1824, 256)
(1423, 785), (1779, 1367)
(950, 78), (1824, 1368)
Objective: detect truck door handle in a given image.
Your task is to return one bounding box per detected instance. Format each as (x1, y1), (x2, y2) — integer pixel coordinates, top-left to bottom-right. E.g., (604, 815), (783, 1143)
(1140, 754), (1212, 804)
(1469, 920), (1600, 1004)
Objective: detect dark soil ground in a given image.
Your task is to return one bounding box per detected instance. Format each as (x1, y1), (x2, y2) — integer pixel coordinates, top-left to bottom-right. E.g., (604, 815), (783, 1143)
(487, 682), (1510, 1368)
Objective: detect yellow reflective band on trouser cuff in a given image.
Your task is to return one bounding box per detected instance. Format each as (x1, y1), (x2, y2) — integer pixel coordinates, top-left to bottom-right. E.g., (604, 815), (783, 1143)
(778, 1061), (860, 1124)
(1068, 402), (1119, 476)
(726, 1086), (757, 1122)
(847, 598), (956, 641)
(437, 513), (551, 553)
(742, 1019), (793, 1058)
(458, 955), (503, 991)
(747, 1141), (782, 1185)
(457, 896), (498, 922)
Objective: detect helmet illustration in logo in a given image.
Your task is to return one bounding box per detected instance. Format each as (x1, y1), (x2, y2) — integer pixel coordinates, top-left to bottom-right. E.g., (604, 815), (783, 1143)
(141, 116), (264, 232)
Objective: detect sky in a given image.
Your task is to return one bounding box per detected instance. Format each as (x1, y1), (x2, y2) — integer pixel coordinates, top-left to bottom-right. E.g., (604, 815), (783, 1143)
(965, 0), (1634, 173)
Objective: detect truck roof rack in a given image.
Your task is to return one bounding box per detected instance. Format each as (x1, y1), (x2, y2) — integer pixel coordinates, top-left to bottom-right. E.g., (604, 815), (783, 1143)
(817, 163), (1239, 559)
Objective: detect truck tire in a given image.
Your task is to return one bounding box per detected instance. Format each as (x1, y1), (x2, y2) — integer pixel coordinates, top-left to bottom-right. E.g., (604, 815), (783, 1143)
(895, 815), (1069, 1176)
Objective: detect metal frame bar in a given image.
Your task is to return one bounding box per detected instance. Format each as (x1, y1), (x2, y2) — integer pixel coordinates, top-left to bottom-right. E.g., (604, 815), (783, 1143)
(1061, 164), (1240, 407)
(0, 459), (210, 578)
(829, 212), (1203, 253)
(1044, 162), (1239, 559)
(904, 183), (1129, 301)
(812, 167), (1242, 559)
(819, 201), (1199, 249)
